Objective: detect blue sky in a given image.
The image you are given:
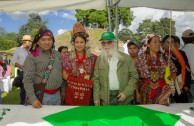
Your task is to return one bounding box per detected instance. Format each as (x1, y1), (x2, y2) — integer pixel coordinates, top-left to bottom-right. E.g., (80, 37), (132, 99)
(1, 8), (194, 38)
(0, 10), (76, 36)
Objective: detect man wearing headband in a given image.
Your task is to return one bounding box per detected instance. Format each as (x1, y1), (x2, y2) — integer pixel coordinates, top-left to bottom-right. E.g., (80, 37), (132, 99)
(23, 28), (64, 108)
(12, 34), (32, 105)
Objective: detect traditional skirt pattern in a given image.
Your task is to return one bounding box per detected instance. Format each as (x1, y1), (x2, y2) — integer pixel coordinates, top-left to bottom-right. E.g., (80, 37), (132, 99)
(140, 79), (172, 105)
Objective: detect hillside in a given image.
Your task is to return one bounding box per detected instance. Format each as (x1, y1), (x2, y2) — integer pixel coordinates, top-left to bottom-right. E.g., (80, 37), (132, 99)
(55, 28), (123, 55)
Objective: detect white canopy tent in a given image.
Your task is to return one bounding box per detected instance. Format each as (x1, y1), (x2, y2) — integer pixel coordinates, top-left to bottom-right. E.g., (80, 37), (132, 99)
(1, 0), (194, 12)
(111, 0), (194, 41)
(0, 0), (194, 39)
(0, 0), (106, 12)
(116, 0), (194, 11)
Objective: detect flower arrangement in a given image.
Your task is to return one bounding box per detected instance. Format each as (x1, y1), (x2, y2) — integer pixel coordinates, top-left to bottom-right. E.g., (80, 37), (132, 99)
(0, 60), (5, 66)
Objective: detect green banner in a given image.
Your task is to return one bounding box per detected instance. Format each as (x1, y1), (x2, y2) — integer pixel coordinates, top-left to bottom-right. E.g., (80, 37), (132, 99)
(43, 105), (180, 126)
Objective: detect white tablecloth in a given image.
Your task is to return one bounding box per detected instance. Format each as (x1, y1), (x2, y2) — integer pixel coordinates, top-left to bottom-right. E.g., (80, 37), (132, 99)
(0, 103), (194, 126)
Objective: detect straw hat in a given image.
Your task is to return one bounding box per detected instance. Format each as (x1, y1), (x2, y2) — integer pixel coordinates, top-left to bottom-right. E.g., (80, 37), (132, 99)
(182, 29), (194, 38)
(22, 35), (32, 41)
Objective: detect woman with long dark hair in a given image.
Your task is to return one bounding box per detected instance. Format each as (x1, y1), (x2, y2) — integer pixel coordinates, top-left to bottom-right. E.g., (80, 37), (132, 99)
(62, 22), (97, 105)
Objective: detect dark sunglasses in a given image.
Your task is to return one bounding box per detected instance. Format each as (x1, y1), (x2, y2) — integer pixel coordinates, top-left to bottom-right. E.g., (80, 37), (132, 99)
(101, 41), (113, 46)
(23, 40), (32, 42)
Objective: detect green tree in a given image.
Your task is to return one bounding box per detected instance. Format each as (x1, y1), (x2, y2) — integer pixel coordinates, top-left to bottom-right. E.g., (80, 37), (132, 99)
(0, 27), (6, 35)
(136, 18), (176, 41)
(75, 8), (134, 30)
(4, 32), (19, 46)
(0, 34), (18, 50)
(136, 19), (155, 40)
(111, 7), (134, 30)
(76, 9), (96, 27)
(0, 27), (18, 50)
(89, 10), (108, 28)
(118, 28), (133, 42)
(18, 14), (48, 45)
(132, 33), (144, 42)
(158, 17), (176, 38)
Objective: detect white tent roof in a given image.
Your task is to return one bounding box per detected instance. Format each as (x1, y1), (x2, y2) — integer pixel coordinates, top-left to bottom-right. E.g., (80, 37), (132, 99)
(0, 0), (106, 12)
(116, 0), (194, 11)
(1, 0), (194, 12)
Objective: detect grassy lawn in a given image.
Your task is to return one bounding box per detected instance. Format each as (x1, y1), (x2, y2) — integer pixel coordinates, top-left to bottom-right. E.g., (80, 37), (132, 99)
(0, 47), (20, 104)
(1, 87), (20, 104)
(1, 47), (16, 54)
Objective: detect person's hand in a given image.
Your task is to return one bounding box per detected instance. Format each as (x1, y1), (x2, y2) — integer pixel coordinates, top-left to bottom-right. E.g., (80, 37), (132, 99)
(136, 92), (141, 103)
(117, 92), (126, 102)
(32, 99), (42, 108)
(62, 70), (69, 80)
(94, 100), (100, 106)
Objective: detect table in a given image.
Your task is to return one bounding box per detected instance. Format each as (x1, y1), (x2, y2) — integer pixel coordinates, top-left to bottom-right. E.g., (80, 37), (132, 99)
(0, 103), (194, 126)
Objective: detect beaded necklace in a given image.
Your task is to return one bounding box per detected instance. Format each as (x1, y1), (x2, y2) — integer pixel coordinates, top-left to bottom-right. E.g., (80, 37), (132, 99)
(75, 51), (86, 63)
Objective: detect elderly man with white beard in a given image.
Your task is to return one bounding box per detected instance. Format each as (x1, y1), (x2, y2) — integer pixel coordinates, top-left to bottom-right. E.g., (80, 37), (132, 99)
(93, 32), (139, 106)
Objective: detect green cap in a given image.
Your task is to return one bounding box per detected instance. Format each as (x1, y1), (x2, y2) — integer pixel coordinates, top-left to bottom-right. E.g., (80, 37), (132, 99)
(99, 32), (116, 41)
(127, 40), (142, 48)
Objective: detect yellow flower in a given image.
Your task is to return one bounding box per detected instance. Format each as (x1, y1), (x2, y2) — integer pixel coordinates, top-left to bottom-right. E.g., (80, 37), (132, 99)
(164, 66), (171, 84)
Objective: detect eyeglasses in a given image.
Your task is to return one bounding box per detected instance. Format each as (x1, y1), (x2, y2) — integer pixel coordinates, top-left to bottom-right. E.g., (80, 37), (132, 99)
(101, 41), (113, 46)
(23, 40), (32, 42)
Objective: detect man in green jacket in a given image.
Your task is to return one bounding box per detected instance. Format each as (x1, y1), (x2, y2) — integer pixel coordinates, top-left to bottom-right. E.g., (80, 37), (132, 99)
(93, 32), (138, 105)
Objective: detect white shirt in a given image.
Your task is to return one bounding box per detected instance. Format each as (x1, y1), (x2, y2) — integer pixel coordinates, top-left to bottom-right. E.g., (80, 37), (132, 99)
(182, 43), (194, 80)
(122, 43), (129, 55)
(12, 46), (29, 68)
(108, 57), (119, 90)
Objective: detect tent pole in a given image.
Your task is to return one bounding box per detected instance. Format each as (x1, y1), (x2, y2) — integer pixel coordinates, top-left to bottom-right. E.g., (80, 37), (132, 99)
(115, 2), (119, 46)
(107, 0), (112, 32)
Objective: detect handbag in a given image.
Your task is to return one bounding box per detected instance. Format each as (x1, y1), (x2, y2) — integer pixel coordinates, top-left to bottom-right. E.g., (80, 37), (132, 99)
(27, 50), (55, 104)
(13, 75), (23, 87)
(13, 71), (23, 87)
(33, 82), (46, 103)
(65, 76), (93, 105)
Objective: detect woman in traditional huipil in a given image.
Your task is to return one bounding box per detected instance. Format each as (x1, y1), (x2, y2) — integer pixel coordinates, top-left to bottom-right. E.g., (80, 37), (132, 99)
(135, 34), (176, 105)
(62, 22), (97, 105)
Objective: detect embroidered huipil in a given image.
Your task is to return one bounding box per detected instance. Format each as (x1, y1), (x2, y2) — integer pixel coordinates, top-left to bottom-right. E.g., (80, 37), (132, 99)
(135, 53), (177, 105)
(62, 51), (97, 105)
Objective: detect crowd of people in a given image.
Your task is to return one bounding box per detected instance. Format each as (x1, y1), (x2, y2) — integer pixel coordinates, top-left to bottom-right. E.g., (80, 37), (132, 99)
(0, 22), (194, 108)
(0, 53), (11, 104)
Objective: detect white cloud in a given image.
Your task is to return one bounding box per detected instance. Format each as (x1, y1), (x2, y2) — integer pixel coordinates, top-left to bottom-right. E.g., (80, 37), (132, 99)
(129, 7), (194, 38)
(38, 10), (50, 16)
(52, 10), (59, 16)
(38, 10), (59, 16)
(7, 10), (56, 20)
(68, 10), (76, 15)
(7, 11), (30, 20)
(173, 12), (194, 36)
(61, 12), (76, 21)
(58, 29), (67, 35)
(7, 10), (76, 21)
(129, 7), (168, 32)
